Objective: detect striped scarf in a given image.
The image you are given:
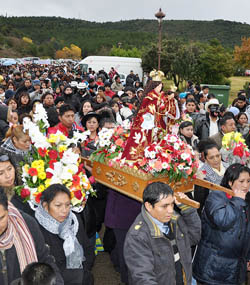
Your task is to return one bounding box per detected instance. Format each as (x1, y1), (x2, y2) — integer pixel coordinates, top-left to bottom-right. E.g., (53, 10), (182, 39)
(0, 202), (38, 272)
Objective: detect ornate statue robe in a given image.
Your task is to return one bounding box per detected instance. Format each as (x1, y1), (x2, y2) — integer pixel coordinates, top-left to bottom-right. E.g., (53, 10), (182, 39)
(122, 89), (179, 161)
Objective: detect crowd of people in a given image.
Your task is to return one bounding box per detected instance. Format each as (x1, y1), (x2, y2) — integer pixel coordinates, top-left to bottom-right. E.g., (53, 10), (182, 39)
(0, 62), (250, 285)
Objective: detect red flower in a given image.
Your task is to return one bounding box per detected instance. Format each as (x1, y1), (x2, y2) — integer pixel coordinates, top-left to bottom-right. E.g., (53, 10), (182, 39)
(38, 148), (47, 157)
(46, 172), (53, 179)
(72, 175), (80, 186)
(89, 176), (95, 184)
(233, 146), (244, 158)
(49, 160), (57, 169)
(20, 188), (30, 199)
(59, 151), (64, 159)
(76, 163), (84, 175)
(48, 150), (58, 160)
(35, 192), (42, 204)
(74, 190), (82, 200)
(28, 168), (38, 176)
(202, 170), (207, 175)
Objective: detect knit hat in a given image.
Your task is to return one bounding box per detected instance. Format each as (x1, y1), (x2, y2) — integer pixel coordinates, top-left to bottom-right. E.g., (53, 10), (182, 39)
(54, 97), (65, 106)
(5, 89), (15, 100)
(179, 92), (187, 99)
(33, 79), (40, 86)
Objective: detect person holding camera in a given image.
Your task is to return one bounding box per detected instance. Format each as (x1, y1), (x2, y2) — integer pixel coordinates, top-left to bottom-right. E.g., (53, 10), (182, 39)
(194, 99), (221, 141)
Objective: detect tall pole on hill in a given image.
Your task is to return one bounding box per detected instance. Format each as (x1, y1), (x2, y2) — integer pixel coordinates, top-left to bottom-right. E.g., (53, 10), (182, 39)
(155, 8), (165, 71)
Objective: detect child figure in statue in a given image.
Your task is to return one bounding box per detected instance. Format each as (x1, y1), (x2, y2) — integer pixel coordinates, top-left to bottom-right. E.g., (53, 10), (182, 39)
(122, 70), (180, 161)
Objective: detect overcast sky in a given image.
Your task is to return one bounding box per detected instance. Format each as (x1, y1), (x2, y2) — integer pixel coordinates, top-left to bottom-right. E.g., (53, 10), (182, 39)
(1, 0), (250, 24)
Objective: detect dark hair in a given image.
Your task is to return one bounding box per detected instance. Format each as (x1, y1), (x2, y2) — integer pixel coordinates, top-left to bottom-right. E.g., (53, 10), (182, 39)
(194, 85), (201, 92)
(219, 115), (235, 127)
(179, 121), (193, 130)
(186, 98), (196, 105)
(237, 112), (248, 122)
(207, 93), (216, 100)
(41, 184), (71, 205)
(221, 163), (250, 189)
(79, 100), (93, 118)
(203, 143), (219, 159)
(41, 92), (54, 102)
(202, 85), (209, 90)
(21, 262), (56, 285)
(186, 93), (194, 100)
(237, 94), (246, 102)
(143, 182), (173, 207)
(31, 100), (42, 109)
(0, 188), (8, 210)
(6, 97), (18, 106)
(99, 117), (116, 129)
(18, 92), (31, 106)
(18, 113), (33, 125)
(59, 104), (75, 116)
(98, 86), (105, 92)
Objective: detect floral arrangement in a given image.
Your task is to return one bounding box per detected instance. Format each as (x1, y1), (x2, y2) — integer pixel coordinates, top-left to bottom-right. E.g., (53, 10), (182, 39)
(90, 121), (131, 163)
(15, 107), (95, 211)
(130, 134), (198, 181)
(221, 132), (250, 165)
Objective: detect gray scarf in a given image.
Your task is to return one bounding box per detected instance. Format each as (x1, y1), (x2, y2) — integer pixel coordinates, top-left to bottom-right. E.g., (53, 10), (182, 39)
(1, 137), (31, 156)
(35, 204), (85, 269)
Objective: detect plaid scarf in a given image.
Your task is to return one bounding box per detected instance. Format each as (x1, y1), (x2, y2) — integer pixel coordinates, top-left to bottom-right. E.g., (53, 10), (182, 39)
(1, 138), (30, 156)
(0, 202), (38, 273)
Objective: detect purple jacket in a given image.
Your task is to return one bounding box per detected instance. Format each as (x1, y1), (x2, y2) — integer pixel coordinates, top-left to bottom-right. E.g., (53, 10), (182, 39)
(104, 189), (141, 230)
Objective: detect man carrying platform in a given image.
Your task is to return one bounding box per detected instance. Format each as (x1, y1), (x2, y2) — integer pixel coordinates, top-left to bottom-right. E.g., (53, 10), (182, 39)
(124, 182), (201, 285)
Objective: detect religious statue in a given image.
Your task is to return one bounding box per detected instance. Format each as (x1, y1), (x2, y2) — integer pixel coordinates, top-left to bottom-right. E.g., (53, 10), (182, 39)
(122, 70), (180, 161)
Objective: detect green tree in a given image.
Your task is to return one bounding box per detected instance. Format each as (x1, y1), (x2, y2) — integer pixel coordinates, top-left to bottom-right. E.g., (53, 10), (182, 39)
(110, 46), (142, 58)
(197, 39), (234, 84)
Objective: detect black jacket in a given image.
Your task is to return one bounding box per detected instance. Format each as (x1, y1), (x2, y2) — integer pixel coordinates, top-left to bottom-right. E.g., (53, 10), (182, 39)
(0, 211), (64, 285)
(193, 191), (250, 284)
(38, 213), (94, 285)
(194, 112), (220, 141)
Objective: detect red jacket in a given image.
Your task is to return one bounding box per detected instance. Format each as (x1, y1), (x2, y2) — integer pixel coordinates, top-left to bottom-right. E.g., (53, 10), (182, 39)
(47, 122), (83, 137)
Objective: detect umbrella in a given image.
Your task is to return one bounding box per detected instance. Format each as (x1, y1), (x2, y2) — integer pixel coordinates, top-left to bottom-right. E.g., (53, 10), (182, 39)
(2, 60), (17, 66)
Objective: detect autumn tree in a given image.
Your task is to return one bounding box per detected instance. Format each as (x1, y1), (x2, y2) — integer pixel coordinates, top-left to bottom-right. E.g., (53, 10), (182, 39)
(55, 44), (82, 59)
(234, 37), (250, 69)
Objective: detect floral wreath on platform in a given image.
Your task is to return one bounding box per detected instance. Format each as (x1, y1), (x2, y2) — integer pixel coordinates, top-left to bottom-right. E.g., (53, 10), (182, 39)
(15, 104), (96, 212)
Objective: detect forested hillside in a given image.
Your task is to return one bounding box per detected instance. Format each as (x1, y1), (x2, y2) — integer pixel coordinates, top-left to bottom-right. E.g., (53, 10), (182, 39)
(0, 16), (250, 58)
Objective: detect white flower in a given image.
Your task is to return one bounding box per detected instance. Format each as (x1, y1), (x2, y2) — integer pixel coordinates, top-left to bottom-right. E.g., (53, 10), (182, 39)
(162, 162), (169, 169)
(33, 103), (50, 128)
(181, 153), (190, 160)
(174, 143), (180, 150)
(61, 149), (79, 165)
(178, 165), (184, 170)
(141, 113), (155, 130)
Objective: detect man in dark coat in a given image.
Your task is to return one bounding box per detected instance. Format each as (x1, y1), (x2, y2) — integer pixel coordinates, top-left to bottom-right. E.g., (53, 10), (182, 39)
(124, 182), (201, 285)
(61, 85), (81, 113)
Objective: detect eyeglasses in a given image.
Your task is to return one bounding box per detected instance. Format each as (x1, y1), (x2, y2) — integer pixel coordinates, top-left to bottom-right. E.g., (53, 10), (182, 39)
(0, 155), (10, 162)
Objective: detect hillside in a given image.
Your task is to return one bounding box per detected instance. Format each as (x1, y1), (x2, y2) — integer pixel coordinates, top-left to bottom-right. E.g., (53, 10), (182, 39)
(0, 16), (250, 58)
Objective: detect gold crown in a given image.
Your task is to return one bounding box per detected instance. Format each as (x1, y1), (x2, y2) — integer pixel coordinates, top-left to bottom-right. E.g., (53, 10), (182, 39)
(149, 69), (165, 82)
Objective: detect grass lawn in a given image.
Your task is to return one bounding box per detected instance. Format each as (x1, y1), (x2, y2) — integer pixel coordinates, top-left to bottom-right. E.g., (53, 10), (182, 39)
(163, 76), (250, 105)
(229, 76), (249, 102)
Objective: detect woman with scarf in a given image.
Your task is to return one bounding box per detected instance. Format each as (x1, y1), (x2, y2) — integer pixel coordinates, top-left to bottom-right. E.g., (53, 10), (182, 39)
(0, 189), (64, 285)
(179, 120), (199, 149)
(0, 125), (31, 169)
(35, 184), (94, 285)
(194, 142), (227, 215)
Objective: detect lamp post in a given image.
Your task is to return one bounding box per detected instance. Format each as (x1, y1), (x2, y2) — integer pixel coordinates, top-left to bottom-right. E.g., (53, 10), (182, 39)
(155, 8), (165, 71)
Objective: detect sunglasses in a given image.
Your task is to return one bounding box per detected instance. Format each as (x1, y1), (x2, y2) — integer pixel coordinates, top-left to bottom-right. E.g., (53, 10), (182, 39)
(0, 155), (10, 162)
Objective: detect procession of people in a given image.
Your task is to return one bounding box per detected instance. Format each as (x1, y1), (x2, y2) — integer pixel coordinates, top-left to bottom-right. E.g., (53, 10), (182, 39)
(0, 61), (250, 285)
